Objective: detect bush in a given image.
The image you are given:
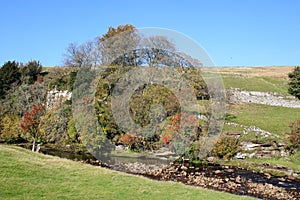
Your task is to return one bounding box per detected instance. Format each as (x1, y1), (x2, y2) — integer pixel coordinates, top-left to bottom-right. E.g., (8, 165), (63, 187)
(287, 120), (300, 151)
(0, 115), (22, 143)
(211, 136), (240, 160)
(40, 104), (71, 143)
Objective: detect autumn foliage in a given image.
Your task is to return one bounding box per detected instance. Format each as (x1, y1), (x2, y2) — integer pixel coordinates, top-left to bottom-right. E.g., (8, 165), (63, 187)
(20, 104), (45, 151)
(287, 120), (300, 150)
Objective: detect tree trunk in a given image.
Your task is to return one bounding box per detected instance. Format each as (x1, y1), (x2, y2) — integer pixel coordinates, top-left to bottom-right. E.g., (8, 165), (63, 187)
(32, 134), (37, 152)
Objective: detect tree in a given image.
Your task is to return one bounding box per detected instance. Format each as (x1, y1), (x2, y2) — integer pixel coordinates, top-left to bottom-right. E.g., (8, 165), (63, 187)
(140, 36), (176, 66)
(288, 66), (300, 99)
(99, 24), (140, 66)
(1, 82), (46, 117)
(64, 41), (100, 68)
(0, 61), (21, 99)
(0, 114), (22, 143)
(21, 60), (42, 84)
(40, 103), (72, 143)
(20, 104), (45, 152)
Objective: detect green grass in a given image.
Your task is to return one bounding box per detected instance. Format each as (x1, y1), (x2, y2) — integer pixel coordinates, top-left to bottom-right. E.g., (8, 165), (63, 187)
(245, 154), (300, 172)
(226, 103), (300, 135)
(222, 75), (288, 94)
(225, 150), (300, 175)
(0, 145), (256, 200)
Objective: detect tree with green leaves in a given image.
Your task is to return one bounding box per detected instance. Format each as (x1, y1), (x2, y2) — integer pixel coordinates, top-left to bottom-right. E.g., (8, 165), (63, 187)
(21, 60), (42, 84)
(288, 66), (300, 99)
(0, 61), (21, 99)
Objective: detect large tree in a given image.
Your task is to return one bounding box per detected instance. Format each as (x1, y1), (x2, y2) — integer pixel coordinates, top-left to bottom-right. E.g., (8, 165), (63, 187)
(288, 66), (300, 99)
(99, 24), (140, 66)
(64, 24), (140, 68)
(64, 41), (100, 68)
(0, 61), (21, 99)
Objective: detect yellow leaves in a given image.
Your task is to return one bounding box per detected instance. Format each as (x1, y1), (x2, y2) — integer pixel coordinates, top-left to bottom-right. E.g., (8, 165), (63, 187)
(0, 115), (22, 142)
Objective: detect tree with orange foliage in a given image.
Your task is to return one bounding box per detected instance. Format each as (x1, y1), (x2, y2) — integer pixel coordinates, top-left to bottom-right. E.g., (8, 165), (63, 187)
(20, 104), (45, 152)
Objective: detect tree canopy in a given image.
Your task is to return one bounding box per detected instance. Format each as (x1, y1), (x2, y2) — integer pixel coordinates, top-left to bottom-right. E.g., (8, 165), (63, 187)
(288, 66), (300, 99)
(0, 61), (21, 99)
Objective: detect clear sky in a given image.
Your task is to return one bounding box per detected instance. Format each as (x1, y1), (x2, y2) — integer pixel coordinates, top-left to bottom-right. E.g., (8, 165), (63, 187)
(1, 0), (299, 67)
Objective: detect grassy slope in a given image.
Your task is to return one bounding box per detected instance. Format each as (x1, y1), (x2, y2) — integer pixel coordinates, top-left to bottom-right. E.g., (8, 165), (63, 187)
(218, 67), (299, 135)
(222, 75), (288, 94)
(226, 103), (300, 135)
(218, 66), (292, 94)
(217, 67), (300, 173)
(0, 145), (255, 200)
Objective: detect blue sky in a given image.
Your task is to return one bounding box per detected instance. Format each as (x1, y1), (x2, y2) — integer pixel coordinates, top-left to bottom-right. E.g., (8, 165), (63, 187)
(1, 0), (299, 67)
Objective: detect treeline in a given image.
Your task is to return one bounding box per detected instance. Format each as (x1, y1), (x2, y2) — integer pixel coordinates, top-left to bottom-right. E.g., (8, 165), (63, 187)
(0, 24), (211, 159)
(0, 60), (79, 151)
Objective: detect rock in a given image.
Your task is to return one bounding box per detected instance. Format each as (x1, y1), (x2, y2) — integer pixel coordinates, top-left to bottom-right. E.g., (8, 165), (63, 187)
(115, 145), (125, 151)
(273, 164), (288, 170)
(181, 165), (188, 171)
(207, 156), (218, 163)
(46, 90), (72, 109)
(235, 152), (247, 159)
(235, 176), (241, 183)
(248, 153), (256, 158)
(242, 142), (261, 151)
(225, 169), (234, 173)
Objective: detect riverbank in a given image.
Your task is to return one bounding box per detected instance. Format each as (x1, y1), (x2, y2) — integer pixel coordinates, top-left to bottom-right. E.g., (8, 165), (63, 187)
(16, 143), (300, 199)
(2, 145), (251, 200)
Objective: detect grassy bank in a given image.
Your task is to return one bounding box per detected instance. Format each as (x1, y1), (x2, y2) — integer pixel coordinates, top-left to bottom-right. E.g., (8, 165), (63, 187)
(226, 103), (300, 135)
(0, 145), (255, 200)
(222, 75), (288, 94)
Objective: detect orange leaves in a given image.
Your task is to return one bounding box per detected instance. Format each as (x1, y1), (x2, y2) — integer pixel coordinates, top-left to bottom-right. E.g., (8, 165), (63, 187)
(20, 104), (44, 133)
(287, 120), (300, 149)
(161, 134), (171, 145)
(100, 24), (135, 42)
(162, 112), (199, 145)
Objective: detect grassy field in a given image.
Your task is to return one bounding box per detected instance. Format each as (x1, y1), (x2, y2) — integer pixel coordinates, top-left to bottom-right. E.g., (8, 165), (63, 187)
(0, 145), (256, 200)
(218, 66), (294, 78)
(222, 75), (288, 94)
(203, 66), (293, 93)
(226, 103), (300, 135)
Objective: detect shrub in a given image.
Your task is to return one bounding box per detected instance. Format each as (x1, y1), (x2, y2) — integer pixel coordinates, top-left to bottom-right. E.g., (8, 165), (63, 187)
(118, 134), (144, 151)
(0, 115), (22, 143)
(211, 136), (240, 160)
(286, 120), (300, 151)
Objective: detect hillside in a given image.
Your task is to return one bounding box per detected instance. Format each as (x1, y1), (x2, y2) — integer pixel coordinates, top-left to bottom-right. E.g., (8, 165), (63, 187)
(216, 66), (300, 179)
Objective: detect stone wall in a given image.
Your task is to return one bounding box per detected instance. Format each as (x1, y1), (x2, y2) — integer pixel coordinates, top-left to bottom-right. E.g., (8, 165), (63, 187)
(228, 89), (300, 108)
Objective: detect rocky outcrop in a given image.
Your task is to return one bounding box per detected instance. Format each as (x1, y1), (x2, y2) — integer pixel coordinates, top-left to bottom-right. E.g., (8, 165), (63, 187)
(225, 122), (288, 159)
(46, 90), (72, 109)
(228, 89), (300, 108)
(237, 141), (287, 159)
